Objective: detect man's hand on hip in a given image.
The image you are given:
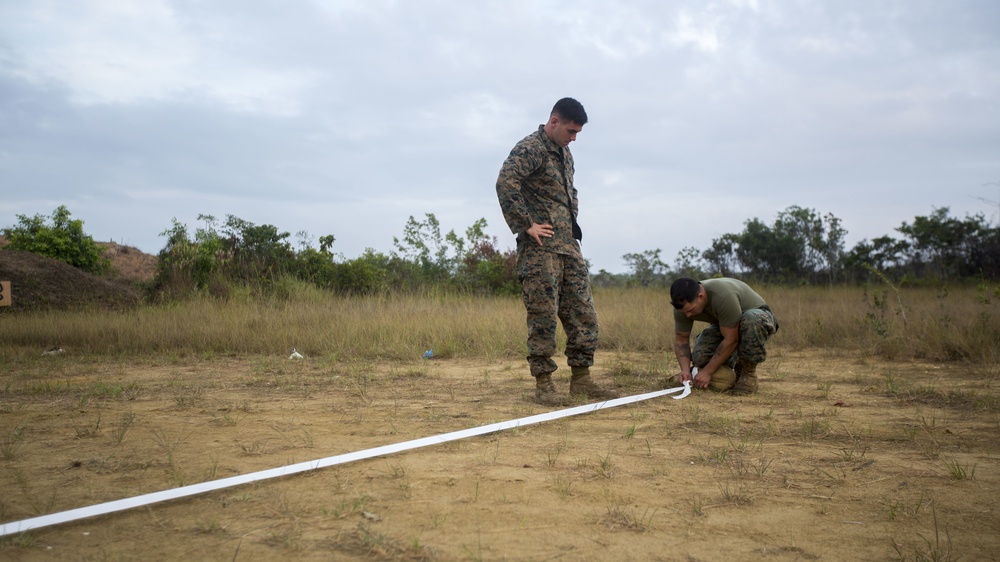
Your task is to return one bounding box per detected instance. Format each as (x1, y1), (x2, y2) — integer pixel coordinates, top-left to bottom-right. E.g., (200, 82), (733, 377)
(527, 222), (554, 245)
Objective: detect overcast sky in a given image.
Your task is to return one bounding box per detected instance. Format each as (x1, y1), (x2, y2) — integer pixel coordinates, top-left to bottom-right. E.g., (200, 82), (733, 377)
(2, 1), (998, 273)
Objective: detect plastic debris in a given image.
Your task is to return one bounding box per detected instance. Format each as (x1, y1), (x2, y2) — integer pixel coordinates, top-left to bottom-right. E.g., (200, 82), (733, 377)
(422, 349), (433, 359)
(289, 348), (304, 360)
(42, 348), (65, 356)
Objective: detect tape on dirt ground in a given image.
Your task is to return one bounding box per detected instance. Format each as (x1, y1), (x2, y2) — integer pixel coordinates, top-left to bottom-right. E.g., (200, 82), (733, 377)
(0, 382), (690, 537)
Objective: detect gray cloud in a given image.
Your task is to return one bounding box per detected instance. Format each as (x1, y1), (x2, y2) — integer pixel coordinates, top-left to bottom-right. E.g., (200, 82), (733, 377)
(1, 0), (998, 272)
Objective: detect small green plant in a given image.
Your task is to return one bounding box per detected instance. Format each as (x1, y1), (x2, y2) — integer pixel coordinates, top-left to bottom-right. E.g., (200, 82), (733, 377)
(461, 532), (485, 562)
(152, 428), (187, 485)
(943, 458), (976, 480)
(485, 439), (501, 465)
(217, 411), (242, 426)
(752, 456), (773, 477)
(596, 451), (615, 479)
(0, 531), (35, 548)
(892, 506), (957, 562)
(353, 372), (374, 405)
(728, 433), (762, 454)
(397, 479), (412, 499)
(543, 443), (563, 467)
(628, 409), (649, 422)
(691, 496), (704, 517)
(883, 373), (901, 394)
(817, 381), (833, 399)
(680, 404), (704, 425)
(718, 483), (752, 506)
(194, 518), (225, 534)
(203, 458), (220, 481)
(917, 437), (943, 461)
(887, 500), (901, 521)
(600, 503), (657, 532)
(429, 511), (448, 529)
(173, 387), (204, 408)
(710, 446), (729, 464)
(380, 462), (407, 479)
(863, 285), (891, 338)
(411, 536), (424, 557)
(110, 412), (136, 445)
(704, 413), (740, 435)
(912, 492), (929, 517)
(800, 417), (831, 441)
(918, 413), (937, 432)
(839, 438), (869, 462)
(598, 489), (654, 531)
(324, 498), (354, 519)
(238, 440), (267, 455)
(725, 455), (772, 478)
(862, 265), (908, 338)
(358, 525), (389, 552)
(75, 415), (103, 438)
(553, 476), (573, 498)
(1, 425), (26, 460)
(88, 381), (143, 401)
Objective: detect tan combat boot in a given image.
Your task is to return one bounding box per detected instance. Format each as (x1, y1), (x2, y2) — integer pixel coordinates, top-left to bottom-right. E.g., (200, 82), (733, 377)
(732, 360), (759, 396)
(569, 367), (619, 400)
(535, 374), (564, 405)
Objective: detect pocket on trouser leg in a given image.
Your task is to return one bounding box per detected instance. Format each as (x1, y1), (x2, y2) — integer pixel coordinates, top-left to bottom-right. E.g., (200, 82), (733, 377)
(738, 310), (775, 364)
(708, 365), (737, 392)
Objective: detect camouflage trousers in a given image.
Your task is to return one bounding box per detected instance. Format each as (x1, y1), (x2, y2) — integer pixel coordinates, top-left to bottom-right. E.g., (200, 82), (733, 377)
(517, 246), (598, 377)
(692, 307), (778, 369)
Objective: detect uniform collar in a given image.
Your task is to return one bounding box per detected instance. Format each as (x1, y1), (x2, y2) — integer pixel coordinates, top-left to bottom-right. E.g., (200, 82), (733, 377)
(536, 124), (566, 156)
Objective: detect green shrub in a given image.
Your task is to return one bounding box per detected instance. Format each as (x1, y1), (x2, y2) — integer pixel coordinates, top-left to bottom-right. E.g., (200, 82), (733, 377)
(2, 205), (109, 274)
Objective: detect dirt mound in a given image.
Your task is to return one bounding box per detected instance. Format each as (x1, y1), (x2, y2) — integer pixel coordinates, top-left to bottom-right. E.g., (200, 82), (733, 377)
(99, 241), (159, 284)
(0, 242), (157, 312)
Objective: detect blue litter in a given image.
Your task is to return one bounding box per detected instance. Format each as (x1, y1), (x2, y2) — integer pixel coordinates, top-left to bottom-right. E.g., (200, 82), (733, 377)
(422, 349), (434, 359)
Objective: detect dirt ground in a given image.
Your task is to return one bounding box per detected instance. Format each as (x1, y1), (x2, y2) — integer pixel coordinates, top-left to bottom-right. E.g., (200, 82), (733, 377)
(1, 348), (998, 561)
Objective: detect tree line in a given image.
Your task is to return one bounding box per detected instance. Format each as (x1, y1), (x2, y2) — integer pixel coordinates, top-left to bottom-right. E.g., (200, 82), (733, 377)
(3, 204), (998, 299)
(600, 205), (1000, 288)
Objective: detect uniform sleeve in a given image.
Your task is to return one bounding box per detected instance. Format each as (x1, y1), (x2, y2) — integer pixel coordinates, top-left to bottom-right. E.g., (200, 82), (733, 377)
(496, 143), (542, 235)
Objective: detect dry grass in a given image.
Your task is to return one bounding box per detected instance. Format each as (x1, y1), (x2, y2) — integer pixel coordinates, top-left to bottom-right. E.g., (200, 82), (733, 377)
(1, 284), (997, 367)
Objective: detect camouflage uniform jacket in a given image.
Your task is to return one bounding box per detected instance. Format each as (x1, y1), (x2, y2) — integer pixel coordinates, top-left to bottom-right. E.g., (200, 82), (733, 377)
(496, 125), (582, 258)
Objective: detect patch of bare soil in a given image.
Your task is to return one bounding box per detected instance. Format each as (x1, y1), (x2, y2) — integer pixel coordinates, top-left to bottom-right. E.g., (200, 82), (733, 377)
(98, 242), (158, 285)
(0, 242), (156, 312)
(0, 349), (997, 560)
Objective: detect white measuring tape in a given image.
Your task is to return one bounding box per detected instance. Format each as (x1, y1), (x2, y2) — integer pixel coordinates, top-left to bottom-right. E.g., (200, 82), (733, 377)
(0, 381), (690, 537)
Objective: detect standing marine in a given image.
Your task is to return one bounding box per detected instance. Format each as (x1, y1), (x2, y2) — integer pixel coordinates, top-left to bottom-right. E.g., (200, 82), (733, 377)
(495, 97), (618, 405)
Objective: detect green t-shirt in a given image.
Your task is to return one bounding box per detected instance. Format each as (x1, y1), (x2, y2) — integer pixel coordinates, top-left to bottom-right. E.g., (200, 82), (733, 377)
(673, 278), (766, 333)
